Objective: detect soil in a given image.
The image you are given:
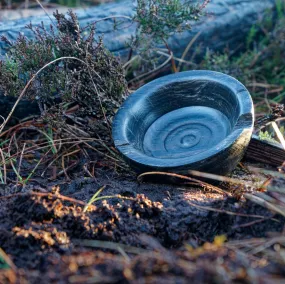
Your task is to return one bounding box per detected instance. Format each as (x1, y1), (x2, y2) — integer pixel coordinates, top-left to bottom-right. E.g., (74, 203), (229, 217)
(1, 160), (285, 283)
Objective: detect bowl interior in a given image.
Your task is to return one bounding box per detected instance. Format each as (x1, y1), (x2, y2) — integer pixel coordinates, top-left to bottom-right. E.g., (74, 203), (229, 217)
(124, 79), (240, 159)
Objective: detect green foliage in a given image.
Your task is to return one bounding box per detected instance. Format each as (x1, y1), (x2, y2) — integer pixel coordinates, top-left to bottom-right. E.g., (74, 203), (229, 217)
(0, 255), (9, 270)
(135, 0), (202, 42)
(258, 131), (278, 143)
(0, 55), (21, 98)
(131, 0), (206, 53)
(199, 7), (285, 111)
(246, 25), (258, 48)
(200, 50), (252, 84)
(276, 0), (285, 19)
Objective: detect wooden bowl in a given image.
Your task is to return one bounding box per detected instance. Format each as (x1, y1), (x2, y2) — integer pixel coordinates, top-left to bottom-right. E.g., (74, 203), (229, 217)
(112, 71), (254, 175)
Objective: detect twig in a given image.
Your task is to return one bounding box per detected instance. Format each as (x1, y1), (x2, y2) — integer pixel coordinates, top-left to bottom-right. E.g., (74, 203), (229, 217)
(249, 236), (285, 255)
(41, 143), (81, 176)
(57, 160), (78, 178)
(81, 15), (133, 31)
(61, 156), (69, 181)
(24, 149), (51, 185)
(188, 170), (251, 186)
(177, 31), (202, 72)
(0, 191), (93, 208)
(163, 39), (177, 73)
(0, 120), (34, 138)
(156, 50), (196, 66)
(127, 53), (172, 85)
(244, 193), (285, 217)
(0, 148), (7, 184)
(75, 239), (148, 255)
(272, 121), (285, 150)
(123, 55), (139, 69)
(138, 171), (230, 196)
(232, 216), (278, 229)
(35, 0), (56, 27)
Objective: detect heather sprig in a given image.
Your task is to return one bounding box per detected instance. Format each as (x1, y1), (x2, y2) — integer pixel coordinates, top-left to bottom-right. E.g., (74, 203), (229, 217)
(127, 0), (208, 78)
(131, 0), (206, 52)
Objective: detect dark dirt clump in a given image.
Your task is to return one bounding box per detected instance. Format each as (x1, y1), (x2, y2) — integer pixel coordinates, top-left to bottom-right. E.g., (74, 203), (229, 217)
(1, 164), (285, 283)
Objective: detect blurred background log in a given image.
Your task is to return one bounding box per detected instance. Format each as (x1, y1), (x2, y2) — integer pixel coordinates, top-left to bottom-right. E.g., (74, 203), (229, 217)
(0, 0), (277, 61)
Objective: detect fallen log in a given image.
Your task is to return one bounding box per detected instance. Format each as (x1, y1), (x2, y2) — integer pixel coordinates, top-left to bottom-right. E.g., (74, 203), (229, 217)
(245, 135), (285, 167)
(0, 0), (277, 60)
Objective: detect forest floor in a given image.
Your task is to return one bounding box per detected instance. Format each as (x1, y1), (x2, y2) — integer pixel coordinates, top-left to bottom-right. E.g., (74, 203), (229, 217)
(1, 157), (285, 283)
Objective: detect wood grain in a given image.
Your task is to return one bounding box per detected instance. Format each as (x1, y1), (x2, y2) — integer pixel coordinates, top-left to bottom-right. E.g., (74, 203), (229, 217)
(244, 135), (285, 167)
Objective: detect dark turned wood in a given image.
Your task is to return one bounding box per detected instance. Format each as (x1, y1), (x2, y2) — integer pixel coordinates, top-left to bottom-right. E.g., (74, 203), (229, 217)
(113, 71), (254, 176)
(244, 135), (285, 167)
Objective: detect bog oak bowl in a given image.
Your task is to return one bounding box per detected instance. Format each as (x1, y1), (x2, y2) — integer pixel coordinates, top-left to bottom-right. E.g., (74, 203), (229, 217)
(113, 70), (254, 175)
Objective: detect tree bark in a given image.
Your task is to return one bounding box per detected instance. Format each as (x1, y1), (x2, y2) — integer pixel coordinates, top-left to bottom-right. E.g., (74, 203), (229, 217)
(0, 0), (276, 60)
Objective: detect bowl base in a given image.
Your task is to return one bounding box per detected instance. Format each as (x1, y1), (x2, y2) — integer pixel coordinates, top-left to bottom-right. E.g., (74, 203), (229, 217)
(143, 106), (232, 159)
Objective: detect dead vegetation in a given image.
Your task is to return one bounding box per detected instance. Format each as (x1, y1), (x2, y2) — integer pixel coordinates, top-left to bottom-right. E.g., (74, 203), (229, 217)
(0, 10), (129, 185)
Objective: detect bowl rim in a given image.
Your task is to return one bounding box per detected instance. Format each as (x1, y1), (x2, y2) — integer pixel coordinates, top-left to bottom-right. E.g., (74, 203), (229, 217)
(112, 70), (254, 168)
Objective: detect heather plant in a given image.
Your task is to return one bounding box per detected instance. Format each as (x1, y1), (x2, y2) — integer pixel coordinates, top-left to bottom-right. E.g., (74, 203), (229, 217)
(127, 0), (209, 75)
(0, 10), (129, 185)
(131, 0), (207, 51)
(0, 0), (209, 116)
(0, 10), (127, 127)
(0, 1), (210, 183)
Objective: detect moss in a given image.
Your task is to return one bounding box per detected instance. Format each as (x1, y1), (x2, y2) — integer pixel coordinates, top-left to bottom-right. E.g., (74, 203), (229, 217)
(258, 131), (279, 144)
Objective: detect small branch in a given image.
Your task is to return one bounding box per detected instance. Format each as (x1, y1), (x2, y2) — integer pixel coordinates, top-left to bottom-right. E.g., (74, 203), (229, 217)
(177, 31), (202, 72)
(163, 39), (177, 73)
(127, 52), (172, 85)
(81, 15), (133, 31)
(244, 193), (285, 218)
(35, 0), (56, 27)
(156, 50), (196, 67)
(138, 171), (230, 196)
(123, 55), (139, 69)
(75, 239), (148, 255)
(0, 191), (93, 208)
(272, 121), (285, 150)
